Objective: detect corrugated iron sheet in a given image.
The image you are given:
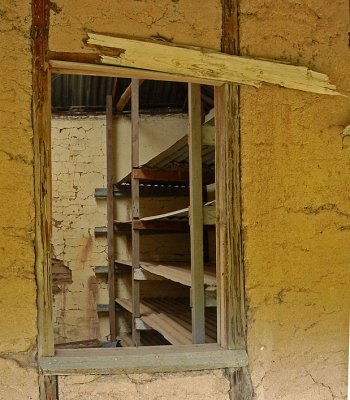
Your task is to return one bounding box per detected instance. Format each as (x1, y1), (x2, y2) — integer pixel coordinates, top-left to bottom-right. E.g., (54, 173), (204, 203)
(51, 74), (213, 114)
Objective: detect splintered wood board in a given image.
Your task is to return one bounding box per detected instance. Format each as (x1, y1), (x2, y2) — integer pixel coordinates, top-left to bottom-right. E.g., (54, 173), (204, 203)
(87, 33), (340, 96)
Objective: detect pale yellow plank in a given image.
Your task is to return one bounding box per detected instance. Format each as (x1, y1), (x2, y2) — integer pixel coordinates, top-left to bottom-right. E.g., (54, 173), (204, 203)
(87, 33), (340, 95)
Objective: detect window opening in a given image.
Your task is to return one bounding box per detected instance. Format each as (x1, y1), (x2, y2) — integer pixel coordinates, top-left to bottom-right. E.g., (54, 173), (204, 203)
(51, 73), (216, 348)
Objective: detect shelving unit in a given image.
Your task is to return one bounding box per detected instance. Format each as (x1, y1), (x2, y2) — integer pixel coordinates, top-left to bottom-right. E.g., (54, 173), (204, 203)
(115, 298), (217, 345)
(94, 80), (216, 347)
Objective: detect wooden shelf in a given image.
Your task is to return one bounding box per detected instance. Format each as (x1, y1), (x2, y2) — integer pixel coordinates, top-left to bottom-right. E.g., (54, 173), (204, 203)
(115, 260), (216, 289)
(115, 297), (217, 345)
(95, 202), (215, 236)
(116, 132), (215, 187)
(97, 303), (123, 313)
(97, 82), (217, 347)
(140, 201), (215, 225)
(95, 184), (189, 198)
(117, 219), (190, 233)
(94, 263), (130, 276)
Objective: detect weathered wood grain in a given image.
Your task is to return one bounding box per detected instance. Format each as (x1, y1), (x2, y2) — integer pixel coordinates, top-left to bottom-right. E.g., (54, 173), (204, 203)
(220, 1), (254, 399)
(131, 79), (141, 346)
(32, 0), (57, 398)
(117, 79), (144, 111)
(87, 33), (340, 95)
(39, 345), (248, 375)
(49, 60), (222, 85)
(188, 83), (205, 344)
(106, 96), (116, 341)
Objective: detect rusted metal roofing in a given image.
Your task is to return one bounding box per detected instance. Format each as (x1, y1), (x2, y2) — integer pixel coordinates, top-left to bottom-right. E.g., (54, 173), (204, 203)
(51, 74), (214, 115)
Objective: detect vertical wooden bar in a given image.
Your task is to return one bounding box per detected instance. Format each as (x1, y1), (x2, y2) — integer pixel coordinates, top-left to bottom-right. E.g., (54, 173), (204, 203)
(32, 0), (57, 398)
(215, 83), (234, 349)
(216, 79), (253, 400)
(188, 83), (205, 344)
(218, 0), (246, 352)
(219, 0), (253, 397)
(214, 85), (223, 347)
(131, 79), (141, 346)
(106, 95), (116, 341)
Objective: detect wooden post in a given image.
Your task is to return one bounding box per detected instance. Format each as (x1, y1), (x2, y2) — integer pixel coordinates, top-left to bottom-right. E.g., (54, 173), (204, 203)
(220, 0), (253, 398)
(32, 0), (57, 398)
(131, 79), (141, 346)
(106, 95), (116, 341)
(117, 80), (145, 112)
(188, 83), (205, 344)
(215, 83), (246, 349)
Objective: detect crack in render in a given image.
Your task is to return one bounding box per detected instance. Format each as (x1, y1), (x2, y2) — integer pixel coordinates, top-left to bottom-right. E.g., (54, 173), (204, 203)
(305, 369), (345, 400)
(275, 203), (350, 218)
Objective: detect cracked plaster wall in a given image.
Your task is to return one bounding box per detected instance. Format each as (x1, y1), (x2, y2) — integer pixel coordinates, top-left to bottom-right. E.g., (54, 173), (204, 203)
(0, 0), (39, 399)
(240, 0), (350, 399)
(49, 0), (222, 53)
(58, 370), (230, 400)
(52, 116), (108, 344)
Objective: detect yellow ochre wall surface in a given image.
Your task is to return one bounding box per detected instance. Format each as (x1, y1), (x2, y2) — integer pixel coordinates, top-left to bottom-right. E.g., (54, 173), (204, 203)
(240, 1), (350, 398)
(0, 1), (39, 399)
(0, 0), (349, 399)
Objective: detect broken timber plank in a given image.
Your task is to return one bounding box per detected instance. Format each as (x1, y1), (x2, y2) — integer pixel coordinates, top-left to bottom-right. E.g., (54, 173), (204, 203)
(86, 33), (340, 96)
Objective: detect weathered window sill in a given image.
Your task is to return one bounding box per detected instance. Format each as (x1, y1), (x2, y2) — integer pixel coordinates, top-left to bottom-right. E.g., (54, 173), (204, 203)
(39, 344), (247, 375)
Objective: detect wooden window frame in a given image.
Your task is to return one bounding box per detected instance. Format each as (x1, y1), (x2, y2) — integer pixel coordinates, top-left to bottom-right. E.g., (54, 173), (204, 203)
(35, 60), (247, 376)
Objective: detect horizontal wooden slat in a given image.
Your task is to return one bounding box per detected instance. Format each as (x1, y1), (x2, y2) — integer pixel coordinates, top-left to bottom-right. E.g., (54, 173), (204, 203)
(134, 267), (165, 281)
(95, 222), (190, 235)
(117, 133), (215, 186)
(94, 264), (130, 275)
(142, 313), (192, 345)
(132, 167), (189, 183)
(49, 60), (223, 86)
(140, 201), (215, 224)
(97, 304), (123, 313)
(115, 298), (217, 345)
(139, 262), (216, 288)
(133, 220), (190, 232)
(143, 298), (216, 344)
(95, 185), (189, 198)
(39, 344), (248, 375)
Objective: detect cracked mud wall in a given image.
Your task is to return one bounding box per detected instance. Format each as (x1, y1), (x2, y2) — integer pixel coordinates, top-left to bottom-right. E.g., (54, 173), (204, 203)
(49, 0), (222, 53)
(58, 370), (230, 400)
(51, 116), (108, 343)
(0, 0), (39, 399)
(240, 1), (350, 399)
